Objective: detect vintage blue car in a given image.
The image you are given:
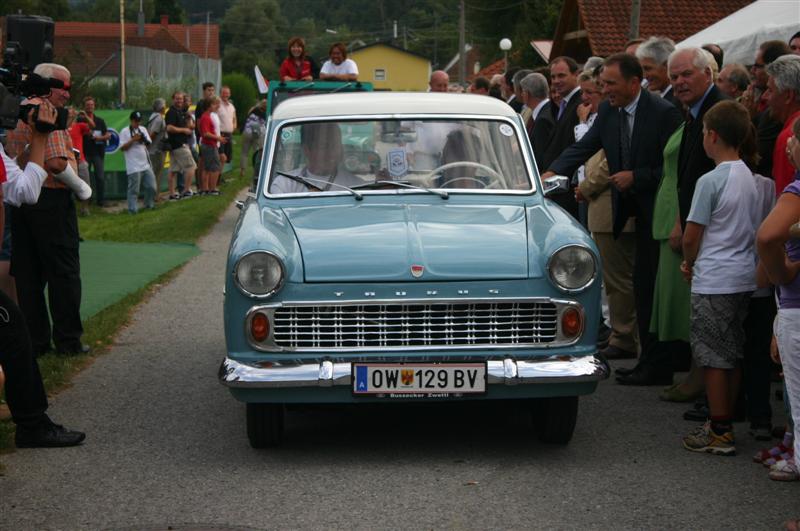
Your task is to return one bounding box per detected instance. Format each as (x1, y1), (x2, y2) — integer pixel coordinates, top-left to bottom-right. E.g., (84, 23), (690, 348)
(220, 92), (608, 448)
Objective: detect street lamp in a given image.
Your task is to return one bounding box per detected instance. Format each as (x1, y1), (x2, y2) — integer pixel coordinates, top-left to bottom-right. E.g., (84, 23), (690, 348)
(499, 38), (512, 73)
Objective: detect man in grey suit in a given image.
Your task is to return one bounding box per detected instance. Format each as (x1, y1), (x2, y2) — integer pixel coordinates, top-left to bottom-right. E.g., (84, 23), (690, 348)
(542, 53), (683, 385)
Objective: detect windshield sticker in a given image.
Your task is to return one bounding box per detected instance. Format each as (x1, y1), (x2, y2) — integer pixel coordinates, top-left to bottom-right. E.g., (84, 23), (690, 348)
(280, 129), (294, 142)
(388, 148), (409, 178)
(499, 124), (514, 137)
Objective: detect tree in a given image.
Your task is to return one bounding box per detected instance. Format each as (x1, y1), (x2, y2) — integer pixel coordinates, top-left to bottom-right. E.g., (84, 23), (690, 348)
(151, 0), (186, 24)
(5, 0), (70, 19)
(220, 0), (285, 76)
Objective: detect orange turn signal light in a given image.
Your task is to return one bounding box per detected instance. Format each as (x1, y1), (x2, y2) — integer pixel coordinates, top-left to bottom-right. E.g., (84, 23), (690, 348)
(251, 312), (270, 342)
(561, 308), (582, 338)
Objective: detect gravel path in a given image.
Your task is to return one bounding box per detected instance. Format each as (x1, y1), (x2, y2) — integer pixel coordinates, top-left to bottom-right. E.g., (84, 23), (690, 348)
(1, 196), (796, 530)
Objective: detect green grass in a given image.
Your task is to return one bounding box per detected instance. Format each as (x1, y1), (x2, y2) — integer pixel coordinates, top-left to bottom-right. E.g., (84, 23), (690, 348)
(0, 137), (250, 452)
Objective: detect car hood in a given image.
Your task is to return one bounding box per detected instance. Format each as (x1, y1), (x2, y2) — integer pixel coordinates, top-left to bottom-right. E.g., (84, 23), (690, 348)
(281, 203), (529, 282)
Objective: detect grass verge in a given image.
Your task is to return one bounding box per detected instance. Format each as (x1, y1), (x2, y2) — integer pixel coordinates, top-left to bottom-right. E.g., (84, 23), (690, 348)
(0, 140), (250, 451)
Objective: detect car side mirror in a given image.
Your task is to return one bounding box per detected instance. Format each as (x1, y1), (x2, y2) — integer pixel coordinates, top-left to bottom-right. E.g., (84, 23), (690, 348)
(542, 175), (570, 197)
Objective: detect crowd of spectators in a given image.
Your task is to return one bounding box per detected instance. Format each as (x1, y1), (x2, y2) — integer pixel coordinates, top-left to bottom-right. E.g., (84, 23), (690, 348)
(461, 31), (800, 515)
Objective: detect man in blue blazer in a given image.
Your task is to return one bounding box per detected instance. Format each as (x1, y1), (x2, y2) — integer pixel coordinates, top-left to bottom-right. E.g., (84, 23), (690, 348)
(542, 53), (683, 385)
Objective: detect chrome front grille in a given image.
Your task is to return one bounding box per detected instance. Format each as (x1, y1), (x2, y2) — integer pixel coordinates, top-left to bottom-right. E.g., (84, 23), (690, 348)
(271, 301), (558, 349)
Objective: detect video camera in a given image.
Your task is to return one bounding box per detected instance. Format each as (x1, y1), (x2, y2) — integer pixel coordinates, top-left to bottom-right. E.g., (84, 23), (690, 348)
(0, 15), (68, 131)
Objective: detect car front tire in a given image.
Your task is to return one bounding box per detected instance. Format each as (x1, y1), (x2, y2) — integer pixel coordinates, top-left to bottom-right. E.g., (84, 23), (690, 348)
(531, 396), (578, 444)
(246, 403), (284, 448)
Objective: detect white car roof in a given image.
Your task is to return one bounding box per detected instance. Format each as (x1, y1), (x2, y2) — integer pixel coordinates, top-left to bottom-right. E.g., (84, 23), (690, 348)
(271, 92), (519, 120)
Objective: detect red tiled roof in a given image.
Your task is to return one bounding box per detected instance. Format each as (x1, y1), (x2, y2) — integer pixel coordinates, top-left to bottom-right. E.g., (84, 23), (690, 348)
(468, 59), (505, 82)
(55, 21), (220, 59)
(577, 0), (752, 56)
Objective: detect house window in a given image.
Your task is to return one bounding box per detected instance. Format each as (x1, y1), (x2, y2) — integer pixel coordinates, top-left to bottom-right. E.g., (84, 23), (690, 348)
(374, 69), (386, 81)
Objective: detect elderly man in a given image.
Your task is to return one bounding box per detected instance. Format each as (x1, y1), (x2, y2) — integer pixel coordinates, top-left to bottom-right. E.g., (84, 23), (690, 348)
(636, 36), (678, 106)
(512, 69), (533, 122)
(3, 63), (87, 357)
(615, 47), (727, 386)
(541, 53), (683, 386)
(520, 73), (553, 155)
(743, 41), (792, 178)
(0, 98), (86, 447)
(765, 54), (800, 194)
(429, 70), (449, 93)
(716, 64), (751, 99)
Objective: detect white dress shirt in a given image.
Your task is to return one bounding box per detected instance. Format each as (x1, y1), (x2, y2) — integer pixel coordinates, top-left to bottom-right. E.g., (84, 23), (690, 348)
(1, 143), (47, 207)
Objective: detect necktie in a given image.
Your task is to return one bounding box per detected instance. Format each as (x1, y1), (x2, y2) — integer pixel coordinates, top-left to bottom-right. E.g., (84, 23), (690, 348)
(619, 108), (631, 170)
(557, 99), (567, 120)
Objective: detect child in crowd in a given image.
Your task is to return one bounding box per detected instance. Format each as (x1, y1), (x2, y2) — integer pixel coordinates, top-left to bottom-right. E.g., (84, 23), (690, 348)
(680, 100), (762, 456)
(756, 117), (800, 488)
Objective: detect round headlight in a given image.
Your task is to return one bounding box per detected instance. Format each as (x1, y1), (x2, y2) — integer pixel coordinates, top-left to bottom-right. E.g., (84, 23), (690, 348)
(547, 245), (596, 292)
(234, 251), (285, 297)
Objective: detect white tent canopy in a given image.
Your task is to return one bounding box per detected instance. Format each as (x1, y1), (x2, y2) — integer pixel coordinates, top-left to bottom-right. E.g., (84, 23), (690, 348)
(677, 0), (800, 66)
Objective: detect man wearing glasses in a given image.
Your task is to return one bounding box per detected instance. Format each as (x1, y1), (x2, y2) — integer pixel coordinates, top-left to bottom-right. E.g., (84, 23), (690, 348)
(742, 40), (792, 177)
(4, 63), (88, 358)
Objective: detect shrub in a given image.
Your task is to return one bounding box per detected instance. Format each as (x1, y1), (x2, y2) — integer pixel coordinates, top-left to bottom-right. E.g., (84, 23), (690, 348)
(222, 72), (259, 129)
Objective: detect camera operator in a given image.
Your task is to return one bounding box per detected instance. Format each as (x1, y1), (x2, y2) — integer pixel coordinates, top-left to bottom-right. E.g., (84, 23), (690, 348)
(0, 96), (86, 447)
(3, 63), (88, 358)
(119, 111), (156, 213)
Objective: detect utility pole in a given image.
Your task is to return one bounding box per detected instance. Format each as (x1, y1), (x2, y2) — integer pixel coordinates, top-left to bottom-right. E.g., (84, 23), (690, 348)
(205, 11), (210, 59)
(120, 0), (126, 105)
(458, 0), (466, 84)
(433, 13), (438, 68)
(628, 0), (641, 40)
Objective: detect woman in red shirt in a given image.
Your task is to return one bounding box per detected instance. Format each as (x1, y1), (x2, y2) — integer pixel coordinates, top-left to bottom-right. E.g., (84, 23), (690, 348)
(279, 37), (313, 82)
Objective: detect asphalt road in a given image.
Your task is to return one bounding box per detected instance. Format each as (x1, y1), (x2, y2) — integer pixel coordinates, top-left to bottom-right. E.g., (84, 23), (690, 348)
(1, 196), (797, 530)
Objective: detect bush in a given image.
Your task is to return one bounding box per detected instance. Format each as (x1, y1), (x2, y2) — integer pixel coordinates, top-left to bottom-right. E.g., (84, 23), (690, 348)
(222, 72), (259, 130)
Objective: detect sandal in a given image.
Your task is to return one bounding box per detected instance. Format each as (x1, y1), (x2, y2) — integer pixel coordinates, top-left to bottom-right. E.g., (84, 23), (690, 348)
(754, 433), (794, 463)
(769, 458), (799, 481)
(764, 448), (794, 468)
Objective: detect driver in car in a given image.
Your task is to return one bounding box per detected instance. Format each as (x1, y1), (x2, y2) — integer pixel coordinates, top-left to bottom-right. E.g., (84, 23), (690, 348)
(437, 129), (485, 189)
(269, 122), (362, 194)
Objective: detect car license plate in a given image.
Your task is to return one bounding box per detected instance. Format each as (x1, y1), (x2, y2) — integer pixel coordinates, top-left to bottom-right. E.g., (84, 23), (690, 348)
(352, 363), (486, 397)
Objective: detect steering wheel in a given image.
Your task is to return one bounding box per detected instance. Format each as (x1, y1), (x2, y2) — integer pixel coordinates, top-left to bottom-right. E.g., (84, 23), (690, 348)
(426, 161), (505, 188)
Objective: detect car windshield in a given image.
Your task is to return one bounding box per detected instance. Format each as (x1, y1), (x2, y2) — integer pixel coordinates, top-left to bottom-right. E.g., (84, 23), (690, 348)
(266, 118), (533, 196)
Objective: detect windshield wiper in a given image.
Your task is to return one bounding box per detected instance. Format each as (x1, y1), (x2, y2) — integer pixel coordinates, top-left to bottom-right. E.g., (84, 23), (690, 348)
(289, 82), (315, 93)
(353, 180), (449, 199)
(330, 82), (353, 93)
(275, 171), (363, 200)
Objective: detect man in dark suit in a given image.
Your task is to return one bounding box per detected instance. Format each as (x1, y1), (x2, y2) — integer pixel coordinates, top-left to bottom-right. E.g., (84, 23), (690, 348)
(539, 56), (583, 218)
(541, 53), (683, 384)
(670, 48), (726, 227)
(616, 47), (725, 385)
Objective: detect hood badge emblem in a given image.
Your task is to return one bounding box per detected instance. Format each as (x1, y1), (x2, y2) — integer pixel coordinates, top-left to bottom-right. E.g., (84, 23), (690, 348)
(411, 265), (424, 278)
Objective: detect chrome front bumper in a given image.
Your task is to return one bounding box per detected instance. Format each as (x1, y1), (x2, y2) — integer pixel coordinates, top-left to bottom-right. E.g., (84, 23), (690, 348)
(218, 355), (609, 389)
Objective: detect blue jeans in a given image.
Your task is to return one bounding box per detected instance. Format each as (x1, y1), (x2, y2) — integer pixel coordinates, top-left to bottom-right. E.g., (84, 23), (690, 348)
(127, 168), (156, 213)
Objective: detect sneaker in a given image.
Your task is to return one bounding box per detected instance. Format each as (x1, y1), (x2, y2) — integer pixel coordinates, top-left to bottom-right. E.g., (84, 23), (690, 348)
(169, 194), (181, 201)
(209, 190), (221, 196)
(769, 458), (799, 481)
(683, 421), (736, 456)
(181, 190), (194, 198)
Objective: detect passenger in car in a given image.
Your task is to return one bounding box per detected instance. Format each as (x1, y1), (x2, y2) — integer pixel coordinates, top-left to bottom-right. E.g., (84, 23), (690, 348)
(269, 122), (362, 194)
